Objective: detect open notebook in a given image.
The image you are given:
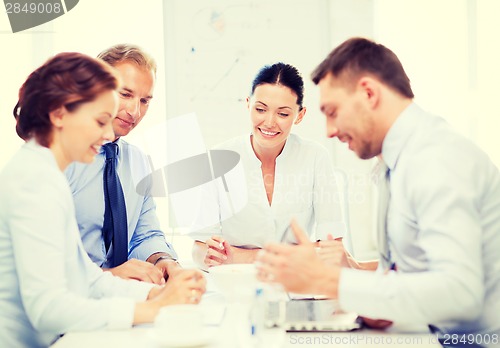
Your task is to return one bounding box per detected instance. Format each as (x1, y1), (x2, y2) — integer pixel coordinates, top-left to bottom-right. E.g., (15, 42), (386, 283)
(266, 299), (362, 332)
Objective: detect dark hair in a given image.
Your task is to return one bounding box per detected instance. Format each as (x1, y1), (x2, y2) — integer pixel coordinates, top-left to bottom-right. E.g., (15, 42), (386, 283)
(97, 43), (157, 74)
(251, 62), (304, 109)
(13, 52), (119, 147)
(311, 37), (414, 98)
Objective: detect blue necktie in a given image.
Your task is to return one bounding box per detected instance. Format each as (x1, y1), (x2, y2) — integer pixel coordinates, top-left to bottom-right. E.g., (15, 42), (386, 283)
(102, 142), (128, 267)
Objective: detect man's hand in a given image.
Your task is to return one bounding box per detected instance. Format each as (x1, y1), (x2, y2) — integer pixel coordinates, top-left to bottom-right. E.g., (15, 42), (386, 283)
(256, 220), (341, 297)
(155, 259), (182, 280)
(103, 258), (165, 285)
(146, 253), (182, 281)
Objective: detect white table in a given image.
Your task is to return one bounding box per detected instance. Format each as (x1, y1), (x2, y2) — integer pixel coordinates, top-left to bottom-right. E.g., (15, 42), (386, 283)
(52, 290), (441, 348)
(51, 262), (441, 348)
(52, 326), (441, 348)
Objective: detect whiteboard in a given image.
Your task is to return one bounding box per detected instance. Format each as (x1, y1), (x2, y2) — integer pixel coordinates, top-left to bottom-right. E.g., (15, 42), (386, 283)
(162, 0), (332, 148)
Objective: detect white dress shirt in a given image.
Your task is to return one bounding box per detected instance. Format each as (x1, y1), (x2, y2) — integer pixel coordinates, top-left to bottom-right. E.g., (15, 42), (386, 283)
(0, 141), (154, 348)
(189, 133), (346, 247)
(339, 103), (500, 337)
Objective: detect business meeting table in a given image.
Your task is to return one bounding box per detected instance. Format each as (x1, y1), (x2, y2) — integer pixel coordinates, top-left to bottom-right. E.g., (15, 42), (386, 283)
(51, 268), (441, 348)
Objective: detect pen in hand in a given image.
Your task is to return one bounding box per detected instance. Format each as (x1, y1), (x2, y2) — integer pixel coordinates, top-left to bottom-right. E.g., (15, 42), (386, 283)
(280, 224), (298, 245)
(218, 200), (225, 251)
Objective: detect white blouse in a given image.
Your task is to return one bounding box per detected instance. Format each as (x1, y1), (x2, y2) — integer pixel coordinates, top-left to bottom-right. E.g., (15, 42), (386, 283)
(189, 133), (346, 247)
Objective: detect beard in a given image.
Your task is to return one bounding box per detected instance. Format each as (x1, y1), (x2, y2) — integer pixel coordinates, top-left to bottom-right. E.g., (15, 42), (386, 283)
(356, 139), (377, 160)
(353, 117), (381, 160)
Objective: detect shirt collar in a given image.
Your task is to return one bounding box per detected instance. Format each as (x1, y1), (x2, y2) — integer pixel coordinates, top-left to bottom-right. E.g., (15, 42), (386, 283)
(245, 133), (295, 165)
(277, 133), (294, 162)
(381, 102), (422, 172)
(245, 133), (260, 166)
(100, 138), (122, 156)
(25, 139), (58, 168)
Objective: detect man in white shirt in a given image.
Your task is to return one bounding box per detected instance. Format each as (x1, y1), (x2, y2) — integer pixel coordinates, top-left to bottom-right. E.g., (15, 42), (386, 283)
(256, 37), (500, 345)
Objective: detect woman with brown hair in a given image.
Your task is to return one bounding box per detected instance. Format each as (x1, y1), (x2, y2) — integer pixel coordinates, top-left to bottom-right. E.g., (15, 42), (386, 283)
(0, 52), (205, 348)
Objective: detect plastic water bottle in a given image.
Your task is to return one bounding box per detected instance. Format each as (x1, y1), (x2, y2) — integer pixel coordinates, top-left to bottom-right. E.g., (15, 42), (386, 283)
(249, 287), (265, 347)
(248, 286), (286, 348)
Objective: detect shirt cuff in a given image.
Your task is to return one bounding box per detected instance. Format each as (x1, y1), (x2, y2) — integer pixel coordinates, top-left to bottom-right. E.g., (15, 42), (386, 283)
(104, 281), (154, 329)
(128, 237), (178, 261)
(106, 298), (136, 330)
(97, 269), (156, 301)
(126, 278), (157, 301)
(338, 267), (397, 319)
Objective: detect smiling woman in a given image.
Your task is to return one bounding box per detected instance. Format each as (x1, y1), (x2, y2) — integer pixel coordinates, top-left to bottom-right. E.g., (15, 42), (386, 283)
(13, 53), (119, 151)
(190, 62), (347, 270)
(13, 55), (120, 170)
(0, 52), (206, 348)
(47, 89), (118, 168)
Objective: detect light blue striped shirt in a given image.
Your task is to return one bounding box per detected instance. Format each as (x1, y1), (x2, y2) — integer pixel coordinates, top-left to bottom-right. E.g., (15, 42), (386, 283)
(65, 138), (176, 268)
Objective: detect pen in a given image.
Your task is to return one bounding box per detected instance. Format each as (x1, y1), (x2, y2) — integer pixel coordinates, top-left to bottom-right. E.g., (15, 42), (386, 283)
(280, 224), (298, 245)
(218, 191), (224, 251)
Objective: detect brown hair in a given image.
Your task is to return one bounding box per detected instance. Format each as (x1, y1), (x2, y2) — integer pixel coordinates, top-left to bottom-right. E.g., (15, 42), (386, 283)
(97, 43), (156, 74)
(311, 37), (414, 98)
(13, 52), (119, 147)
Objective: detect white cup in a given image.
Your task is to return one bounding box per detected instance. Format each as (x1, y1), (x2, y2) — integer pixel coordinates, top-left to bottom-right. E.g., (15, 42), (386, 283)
(154, 304), (204, 339)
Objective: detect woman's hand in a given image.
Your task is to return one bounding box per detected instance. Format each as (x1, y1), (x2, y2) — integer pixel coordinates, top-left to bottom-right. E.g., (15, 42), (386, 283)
(316, 235), (349, 268)
(134, 269), (206, 325)
(203, 237), (259, 267)
(151, 269), (206, 306)
(316, 236), (379, 271)
(204, 236), (234, 267)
